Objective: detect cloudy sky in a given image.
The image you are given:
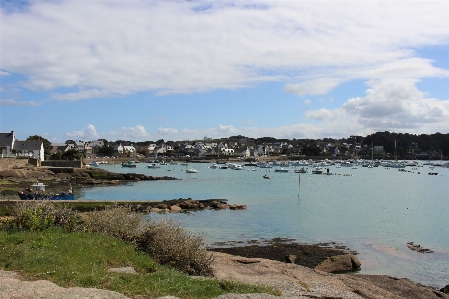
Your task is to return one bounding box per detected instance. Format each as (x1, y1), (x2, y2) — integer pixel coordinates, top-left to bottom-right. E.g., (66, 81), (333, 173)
(1, 0), (448, 143)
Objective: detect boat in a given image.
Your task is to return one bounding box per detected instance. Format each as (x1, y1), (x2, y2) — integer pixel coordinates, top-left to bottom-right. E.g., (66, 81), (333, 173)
(89, 161), (100, 167)
(311, 167), (323, 174)
(233, 164), (244, 170)
(180, 162), (189, 166)
(121, 161), (137, 168)
(274, 168), (289, 173)
(186, 168), (198, 173)
(18, 180), (74, 200)
(294, 167), (307, 173)
(210, 164), (219, 169)
(257, 162), (273, 168)
(147, 163), (160, 168)
(263, 175), (270, 179)
(244, 162), (257, 166)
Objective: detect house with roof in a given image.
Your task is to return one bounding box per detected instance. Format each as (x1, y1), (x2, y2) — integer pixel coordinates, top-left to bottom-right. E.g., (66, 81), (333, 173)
(0, 131), (15, 157)
(235, 147), (251, 158)
(13, 140), (45, 161)
(1, 131), (44, 160)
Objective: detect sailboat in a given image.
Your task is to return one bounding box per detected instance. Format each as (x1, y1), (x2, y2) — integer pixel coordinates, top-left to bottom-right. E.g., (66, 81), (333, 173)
(386, 139), (406, 168)
(432, 150), (443, 167)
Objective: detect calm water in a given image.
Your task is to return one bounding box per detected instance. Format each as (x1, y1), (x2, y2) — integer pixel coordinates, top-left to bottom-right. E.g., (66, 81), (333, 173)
(79, 162), (449, 288)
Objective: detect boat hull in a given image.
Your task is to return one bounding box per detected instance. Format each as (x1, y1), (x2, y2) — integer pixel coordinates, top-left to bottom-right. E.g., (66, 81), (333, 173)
(18, 192), (75, 200)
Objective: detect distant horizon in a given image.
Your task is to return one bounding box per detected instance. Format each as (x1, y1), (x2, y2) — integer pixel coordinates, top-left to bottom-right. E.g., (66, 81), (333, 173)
(1, 1), (448, 143)
(32, 130), (446, 146)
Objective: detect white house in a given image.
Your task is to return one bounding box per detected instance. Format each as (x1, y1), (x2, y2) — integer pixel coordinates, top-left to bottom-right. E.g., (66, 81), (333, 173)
(13, 140), (45, 161)
(123, 145), (136, 153)
(257, 145), (270, 156)
(114, 143), (124, 154)
(235, 147), (250, 157)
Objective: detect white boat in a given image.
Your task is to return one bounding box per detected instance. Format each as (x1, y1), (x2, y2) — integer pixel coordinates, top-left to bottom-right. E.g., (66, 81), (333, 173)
(210, 164), (219, 169)
(312, 167), (323, 174)
(186, 167), (198, 173)
(257, 162), (273, 168)
(233, 164), (244, 170)
(263, 175), (270, 179)
(274, 168), (289, 173)
(294, 167), (307, 173)
(89, 161), (100, 167)
(147, 163), (160, 168)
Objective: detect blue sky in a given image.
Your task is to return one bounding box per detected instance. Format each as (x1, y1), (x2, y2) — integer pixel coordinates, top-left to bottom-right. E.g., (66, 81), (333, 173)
(1, 0), (448, 143)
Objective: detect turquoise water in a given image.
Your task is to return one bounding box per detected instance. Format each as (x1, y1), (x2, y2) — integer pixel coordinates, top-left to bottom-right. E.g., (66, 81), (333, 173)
(79, 162), (449, 288)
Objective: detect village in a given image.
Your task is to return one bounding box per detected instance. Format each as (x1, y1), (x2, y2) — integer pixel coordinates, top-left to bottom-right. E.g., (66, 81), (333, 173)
(1, 130), (447, 164)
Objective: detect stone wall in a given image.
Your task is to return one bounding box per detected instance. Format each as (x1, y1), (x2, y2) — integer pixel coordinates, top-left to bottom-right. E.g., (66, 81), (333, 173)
(0, 158), (30, 171)
(41, 160), (82, 168)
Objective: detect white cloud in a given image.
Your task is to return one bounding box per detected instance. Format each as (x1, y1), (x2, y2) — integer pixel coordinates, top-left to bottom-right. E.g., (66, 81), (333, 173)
(157, 127), (178, 135)
(285, 78), (342, 96)
(0, 99), (40, 106)
(1, 1), (448, 100)
(304, 79), (449, 136)
(50, 89), (120, 101)
(66, 124), (99, 140)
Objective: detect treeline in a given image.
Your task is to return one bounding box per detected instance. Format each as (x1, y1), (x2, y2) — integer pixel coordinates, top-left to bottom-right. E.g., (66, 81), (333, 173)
(362, 132), (449, 158)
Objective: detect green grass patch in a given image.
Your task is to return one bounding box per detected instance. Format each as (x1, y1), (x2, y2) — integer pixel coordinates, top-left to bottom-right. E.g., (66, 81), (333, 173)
(0, 227), (278, 299)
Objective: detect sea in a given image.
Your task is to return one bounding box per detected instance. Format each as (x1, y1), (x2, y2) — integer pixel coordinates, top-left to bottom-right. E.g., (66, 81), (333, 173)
(78, 161), (449, 288)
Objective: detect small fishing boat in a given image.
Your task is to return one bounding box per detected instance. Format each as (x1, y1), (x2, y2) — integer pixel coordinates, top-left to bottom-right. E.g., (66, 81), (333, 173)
(121, 161), (137, 168)
(274, 168), (289, 173)
(294, 167), (307, 173)
(186, 168), (198, 173)
(263, 175), (270, 179)
(312, 167), (324, 174)
(147, 163), (161, 168)
(18, 180), (74, 200)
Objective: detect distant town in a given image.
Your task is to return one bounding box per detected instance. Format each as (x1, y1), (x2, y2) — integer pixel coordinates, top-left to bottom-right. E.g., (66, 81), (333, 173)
(1, 130), (448, 162)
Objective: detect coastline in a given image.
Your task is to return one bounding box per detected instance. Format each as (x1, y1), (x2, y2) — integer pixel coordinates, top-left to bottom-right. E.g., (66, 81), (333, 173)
(1, 166), (448, 297)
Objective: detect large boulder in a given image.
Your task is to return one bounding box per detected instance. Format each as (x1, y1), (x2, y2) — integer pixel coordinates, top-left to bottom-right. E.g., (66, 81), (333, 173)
(179, 199), (204, 209)
(315, 253), (361, 273)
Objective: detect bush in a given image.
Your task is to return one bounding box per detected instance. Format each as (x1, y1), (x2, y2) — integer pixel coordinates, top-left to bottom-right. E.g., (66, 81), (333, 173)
(137, 218), (213, 276)
(6, 201), (78, 231)
(3, 203), (213, 276)
(82, 205), (143, 242)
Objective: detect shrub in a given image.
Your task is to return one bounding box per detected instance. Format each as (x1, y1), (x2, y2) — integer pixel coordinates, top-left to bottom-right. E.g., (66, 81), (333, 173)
(81, 205), (143, 242)
(6, 201), (78, 231)
(136, 218), (213, 276)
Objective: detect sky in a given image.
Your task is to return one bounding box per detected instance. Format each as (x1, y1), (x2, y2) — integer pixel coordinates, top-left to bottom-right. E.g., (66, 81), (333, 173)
(1, 0), (449, 143)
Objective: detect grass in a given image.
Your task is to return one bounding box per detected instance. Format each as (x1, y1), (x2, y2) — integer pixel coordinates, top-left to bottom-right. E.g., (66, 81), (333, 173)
(0, 202), (280, 298)
(0, 227), (278, 299)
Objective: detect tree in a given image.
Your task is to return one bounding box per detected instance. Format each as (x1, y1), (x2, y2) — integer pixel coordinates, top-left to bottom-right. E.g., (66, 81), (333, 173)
(27, 135), (51, 157)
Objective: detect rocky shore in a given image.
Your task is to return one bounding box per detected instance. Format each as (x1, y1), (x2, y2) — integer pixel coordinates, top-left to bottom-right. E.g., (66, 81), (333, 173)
(1, 165), (448, 298)
(0, 166), (177, 198)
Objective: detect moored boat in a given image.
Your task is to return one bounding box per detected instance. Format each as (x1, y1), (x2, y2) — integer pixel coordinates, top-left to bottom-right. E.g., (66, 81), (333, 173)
(121, 161), (137, 168)
(294, 167), (307, 173)
(18, 181), (74, 200)
(147, 163), (160, 168)
(312, 167), (324, 174)
(186, 167), (198, 173)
